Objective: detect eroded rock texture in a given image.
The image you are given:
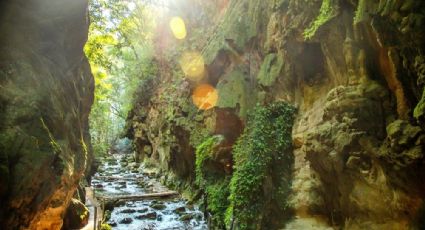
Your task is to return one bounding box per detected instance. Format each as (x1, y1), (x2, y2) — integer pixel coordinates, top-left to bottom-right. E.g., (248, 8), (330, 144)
(0, 0), (93, 229)
(125, 0), (425, 229)
(286, 0), (425, 228)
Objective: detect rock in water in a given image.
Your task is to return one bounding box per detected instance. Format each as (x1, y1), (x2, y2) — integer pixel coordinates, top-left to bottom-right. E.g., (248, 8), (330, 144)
(119, 217), (133, 224)
(151, 203), (167, 210)
(179, 213), (194, 221)
(120, 209), (136, 214)
(135, 212), (157, 220)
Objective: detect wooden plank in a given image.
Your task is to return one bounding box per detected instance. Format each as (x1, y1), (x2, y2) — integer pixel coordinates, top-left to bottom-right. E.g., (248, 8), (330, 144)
(99, 191), (180, 200)
(82, 187), (103, 230)
(92, 176), (143, 180)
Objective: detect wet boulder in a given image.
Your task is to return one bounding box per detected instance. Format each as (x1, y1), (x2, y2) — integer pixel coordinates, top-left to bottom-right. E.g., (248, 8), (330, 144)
(120, 208), (136, 214)
(119, 217), (133, 224)
(151, 203), (167, 210)
(107, 221), (117, 227)
(174, 206), (186, 215)
(136, 212), (157, 220)
(179, 213), (194, 221)
(137, 208), (149, 213)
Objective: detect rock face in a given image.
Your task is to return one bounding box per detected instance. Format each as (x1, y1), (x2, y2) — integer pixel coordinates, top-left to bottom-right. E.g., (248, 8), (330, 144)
(0, 0), (93, 229)
(125, 0), (425, 229)
(62, 198), (89, 229)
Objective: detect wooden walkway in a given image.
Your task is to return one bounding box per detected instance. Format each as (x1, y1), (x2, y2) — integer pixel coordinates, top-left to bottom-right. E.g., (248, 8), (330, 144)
(81, 187), (103, 230)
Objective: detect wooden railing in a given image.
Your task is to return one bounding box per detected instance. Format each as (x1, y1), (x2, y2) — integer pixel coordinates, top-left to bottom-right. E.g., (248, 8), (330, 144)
(84, 187), (103, 230)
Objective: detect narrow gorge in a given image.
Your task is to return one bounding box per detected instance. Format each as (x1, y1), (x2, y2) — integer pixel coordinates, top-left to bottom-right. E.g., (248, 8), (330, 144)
(1, 0), (425, 229)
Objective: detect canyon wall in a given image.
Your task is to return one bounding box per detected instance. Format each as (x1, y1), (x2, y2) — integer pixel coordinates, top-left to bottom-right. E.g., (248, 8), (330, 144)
(0, 0), (94, 229)
(125, 0), (425, 229)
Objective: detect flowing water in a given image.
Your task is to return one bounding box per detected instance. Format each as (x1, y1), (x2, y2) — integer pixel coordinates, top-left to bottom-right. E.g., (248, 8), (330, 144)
(91, 154), (208, 230)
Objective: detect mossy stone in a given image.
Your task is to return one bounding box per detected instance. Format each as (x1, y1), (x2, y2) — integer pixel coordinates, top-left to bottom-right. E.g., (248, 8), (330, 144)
(303, 0), (339, 39)
(151, 203), (167, 210)
(216, 69), (250, 117)
(257, 53), (284, 87)
(179, 213), (194, 221)
(202, 0), (268, 64)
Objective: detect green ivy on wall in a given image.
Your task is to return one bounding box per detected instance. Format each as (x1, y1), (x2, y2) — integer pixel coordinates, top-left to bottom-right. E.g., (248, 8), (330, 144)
(226, 102), (296, 229)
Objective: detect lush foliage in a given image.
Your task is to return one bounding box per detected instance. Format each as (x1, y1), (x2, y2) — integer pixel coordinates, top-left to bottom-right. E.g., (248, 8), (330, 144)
(100, 223), (112, 230)
(226, 102), (296, 229)
(414, 88), (425, 123)
(205, 180), (231, 226)
(85, 0), (156, 156)
(195, 136), (230, 227)
(194, 102), (296, 229)
(195, 136), (223, 185)
(303, 0), (338, 39)
(354, 0), (367, 24)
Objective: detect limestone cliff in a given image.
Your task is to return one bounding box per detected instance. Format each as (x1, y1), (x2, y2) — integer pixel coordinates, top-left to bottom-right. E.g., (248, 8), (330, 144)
(0, 0), (94, 229)
(125, 0), (425, 229)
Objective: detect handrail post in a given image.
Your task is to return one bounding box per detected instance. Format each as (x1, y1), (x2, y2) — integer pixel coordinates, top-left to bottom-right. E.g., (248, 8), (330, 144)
(94, 206), (97, 230)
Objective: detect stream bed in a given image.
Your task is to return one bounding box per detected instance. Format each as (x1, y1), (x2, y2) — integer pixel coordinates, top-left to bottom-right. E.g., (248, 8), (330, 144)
(91, 154), (208, 230)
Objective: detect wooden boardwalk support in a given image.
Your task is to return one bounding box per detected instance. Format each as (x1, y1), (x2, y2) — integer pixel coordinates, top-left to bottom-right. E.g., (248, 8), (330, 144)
(92, 175), (143, 180)
(99, 191), (179, 201)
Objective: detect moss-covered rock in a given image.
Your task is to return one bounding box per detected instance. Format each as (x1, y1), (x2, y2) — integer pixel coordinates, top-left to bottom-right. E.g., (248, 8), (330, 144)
(380, 119), (425, 168)
(62, 198), (89, 229)
(303, 0), (339, 40)
(257, 53), (284, 87)
(216, 69), (251, 118)
(195, 135), (224, 185)
(202, 0), (269, 64)
(195, 135), (231, 228)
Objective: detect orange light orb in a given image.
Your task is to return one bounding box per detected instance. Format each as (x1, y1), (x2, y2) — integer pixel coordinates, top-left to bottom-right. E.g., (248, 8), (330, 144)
(192, 84), (218, 110)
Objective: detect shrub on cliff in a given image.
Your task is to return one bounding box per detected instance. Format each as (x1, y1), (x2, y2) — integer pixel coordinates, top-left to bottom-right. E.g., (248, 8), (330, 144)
(226, 102), (296, 229)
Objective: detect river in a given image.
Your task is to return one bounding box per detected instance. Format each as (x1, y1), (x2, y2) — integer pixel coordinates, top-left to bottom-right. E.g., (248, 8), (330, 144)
(91, 154), (208, 230)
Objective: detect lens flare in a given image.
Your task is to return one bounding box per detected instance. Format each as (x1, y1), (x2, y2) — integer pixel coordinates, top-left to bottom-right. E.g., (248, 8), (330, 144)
(192, 84), (218, 110)
(179, 51), (205, 81)
(169, 17), (187, 40)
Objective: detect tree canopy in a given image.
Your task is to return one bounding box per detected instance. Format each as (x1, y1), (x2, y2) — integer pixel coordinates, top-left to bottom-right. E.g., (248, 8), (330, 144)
(85, 0), (156, 156)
